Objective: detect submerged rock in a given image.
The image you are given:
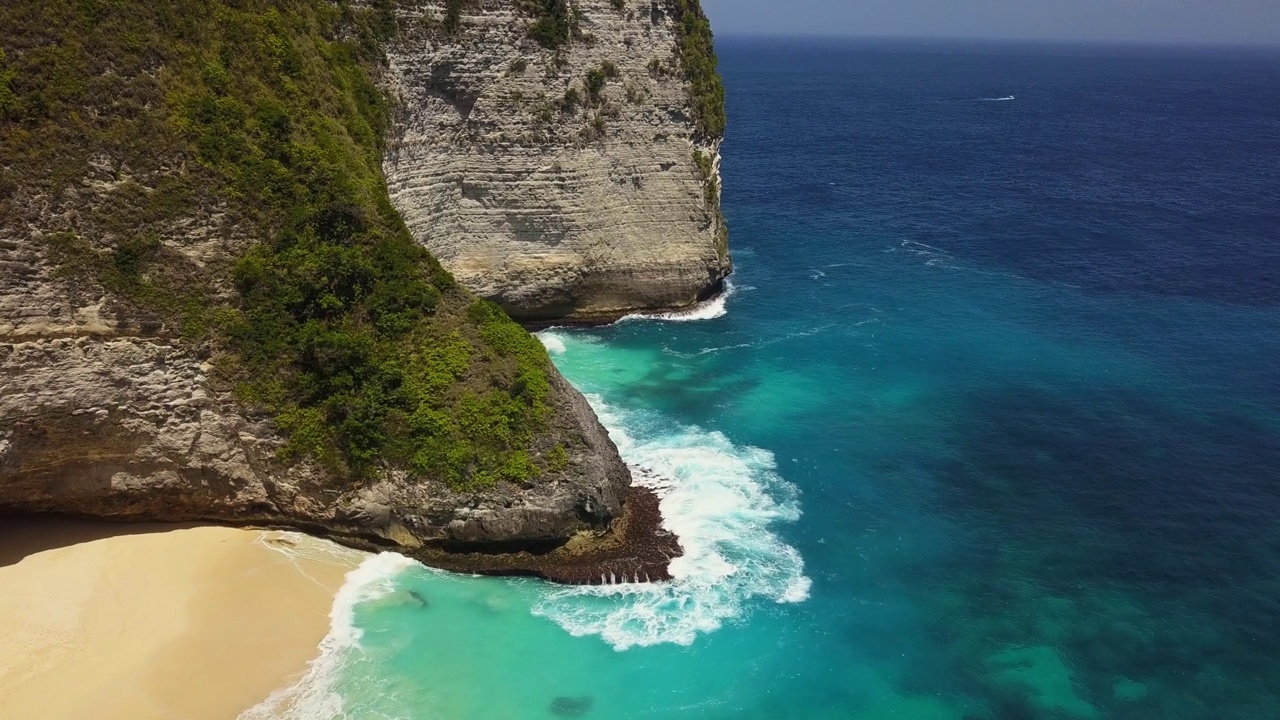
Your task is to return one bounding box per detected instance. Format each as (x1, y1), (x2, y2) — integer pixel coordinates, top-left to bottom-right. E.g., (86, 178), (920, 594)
(549, 696), (595, 717)
(986, 645), (1100, 719)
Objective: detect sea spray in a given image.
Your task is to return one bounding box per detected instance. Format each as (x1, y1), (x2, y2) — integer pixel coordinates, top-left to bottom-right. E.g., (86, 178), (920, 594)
(531, 391), (811, 651)
(243, 321), (813, 713)
(615, 281), (737, 323)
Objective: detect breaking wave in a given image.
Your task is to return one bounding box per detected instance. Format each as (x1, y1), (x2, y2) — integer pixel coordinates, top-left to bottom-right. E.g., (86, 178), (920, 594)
(616, 281), (737, 323)
(532, 395), (811, 651)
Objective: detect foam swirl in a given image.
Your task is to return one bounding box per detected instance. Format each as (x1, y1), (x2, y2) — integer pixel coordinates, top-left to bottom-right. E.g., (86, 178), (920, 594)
(531, 395), (811, 651)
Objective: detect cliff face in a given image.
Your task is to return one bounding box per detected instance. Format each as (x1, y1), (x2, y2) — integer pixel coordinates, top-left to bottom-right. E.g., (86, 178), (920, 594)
(0, 0), (720, 579)
(0, 174), (630, 552)
(381, 0), (731, 322)
(0, 333), (628, 553)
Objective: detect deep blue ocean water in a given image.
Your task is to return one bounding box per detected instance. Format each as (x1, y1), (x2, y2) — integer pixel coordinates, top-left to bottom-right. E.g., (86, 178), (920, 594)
(249, 39), (1280, 719)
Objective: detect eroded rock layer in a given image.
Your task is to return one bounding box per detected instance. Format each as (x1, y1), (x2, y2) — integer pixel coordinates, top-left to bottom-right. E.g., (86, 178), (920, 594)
(382, 0), (731, 321)
(0, 294), (632, 559)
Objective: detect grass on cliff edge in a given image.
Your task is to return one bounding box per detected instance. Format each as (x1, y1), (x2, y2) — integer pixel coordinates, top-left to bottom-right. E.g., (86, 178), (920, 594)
(0, 0), (558, 490)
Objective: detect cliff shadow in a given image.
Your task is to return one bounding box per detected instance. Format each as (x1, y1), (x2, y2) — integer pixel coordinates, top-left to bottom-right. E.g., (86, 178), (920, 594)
(0, 515), (200, 569)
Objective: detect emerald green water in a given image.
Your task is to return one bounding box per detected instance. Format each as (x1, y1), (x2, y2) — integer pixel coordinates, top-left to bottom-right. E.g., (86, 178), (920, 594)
(245, 39), (1280, 720)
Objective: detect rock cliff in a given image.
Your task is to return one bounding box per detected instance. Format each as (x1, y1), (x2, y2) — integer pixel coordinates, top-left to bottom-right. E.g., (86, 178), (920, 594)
(0, 0), (716, 580)
(0, 333), (629, 556)
(381, 0), (731, 322)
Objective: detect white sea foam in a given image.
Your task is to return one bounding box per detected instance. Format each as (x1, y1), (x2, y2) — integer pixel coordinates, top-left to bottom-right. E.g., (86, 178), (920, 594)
(246, 321), (813, 710)
(238, 552), (419, 720)
(898, 239), (948, 256)
(980, 95), (1015, 101)
(253, 531), (368, 597)
(538, 332), (568, 355)
(533, 395), (811, 652)
(615, 281), (737, 323)
(255, 530), (366, 566)
(663, 342), (757, 358)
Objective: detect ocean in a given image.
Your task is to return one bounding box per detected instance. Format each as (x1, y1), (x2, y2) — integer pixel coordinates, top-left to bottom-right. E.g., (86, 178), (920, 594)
(247, 38), (1280, 719)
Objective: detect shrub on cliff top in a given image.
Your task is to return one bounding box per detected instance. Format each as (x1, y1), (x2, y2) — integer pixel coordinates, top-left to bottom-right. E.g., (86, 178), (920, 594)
(0, 0), (554, 490)
(670, 0), (725, 137)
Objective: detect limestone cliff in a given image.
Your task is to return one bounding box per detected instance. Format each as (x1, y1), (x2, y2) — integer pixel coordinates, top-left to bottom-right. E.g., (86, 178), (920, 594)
(0, 335), (627, 554)
(0, 0), (708, 580)
(381, 0), (731, 322)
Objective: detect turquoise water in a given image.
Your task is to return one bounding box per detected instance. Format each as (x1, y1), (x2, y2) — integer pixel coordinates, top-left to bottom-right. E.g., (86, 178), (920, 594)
(248, 40), (1280, 719)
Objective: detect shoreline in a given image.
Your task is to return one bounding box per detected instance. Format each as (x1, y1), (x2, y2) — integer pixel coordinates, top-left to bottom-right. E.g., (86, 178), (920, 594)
(2, 480), (682, 584)
(519, 278), (730, 331)
(0, 520), (360, 720)
(0, 490), (680, 717)
(0, 487), (678, 718)
(227, 484), (681, 585)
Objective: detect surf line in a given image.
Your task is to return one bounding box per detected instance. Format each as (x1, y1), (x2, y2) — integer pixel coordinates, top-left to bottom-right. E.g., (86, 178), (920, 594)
(532, 395), (812, 651)
(615, 280), (737, 324)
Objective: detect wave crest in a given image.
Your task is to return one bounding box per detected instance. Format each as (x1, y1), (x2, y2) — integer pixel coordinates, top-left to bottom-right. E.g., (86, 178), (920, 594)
(616, 282), (737, 324)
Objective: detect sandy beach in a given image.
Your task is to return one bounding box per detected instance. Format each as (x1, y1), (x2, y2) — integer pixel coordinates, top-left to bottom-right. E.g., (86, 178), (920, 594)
(0, 519), (361, 720)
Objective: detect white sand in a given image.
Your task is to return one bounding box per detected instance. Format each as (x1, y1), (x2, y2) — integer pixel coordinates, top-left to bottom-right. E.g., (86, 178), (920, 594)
(0, 519), (361, 720)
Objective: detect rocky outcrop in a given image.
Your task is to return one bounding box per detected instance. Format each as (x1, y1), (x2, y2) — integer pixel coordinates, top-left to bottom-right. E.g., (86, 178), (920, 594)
(0, 153), (639, 576)
(381, 0), (731, 322)
(0, 0), (724, 581)
(0, 289), (632, 556)
(0, 309), (681, 581)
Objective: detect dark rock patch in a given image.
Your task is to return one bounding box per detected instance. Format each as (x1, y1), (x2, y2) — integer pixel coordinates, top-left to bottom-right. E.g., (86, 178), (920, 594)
(550, 695), (594, 717)
(407, 485), (681, 585)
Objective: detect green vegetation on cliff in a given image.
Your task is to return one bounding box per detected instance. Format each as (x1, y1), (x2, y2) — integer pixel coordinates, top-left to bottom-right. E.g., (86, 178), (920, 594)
(521, 0), (582, 50)
(0, 0), (555, 489)
(0, 50), (16, 121)
(671, 0), (726, 137)
(692, 148), (728, 260)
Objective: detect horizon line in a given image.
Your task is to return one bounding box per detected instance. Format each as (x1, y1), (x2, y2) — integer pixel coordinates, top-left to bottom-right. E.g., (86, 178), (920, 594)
(711, 31), (1280, 51)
